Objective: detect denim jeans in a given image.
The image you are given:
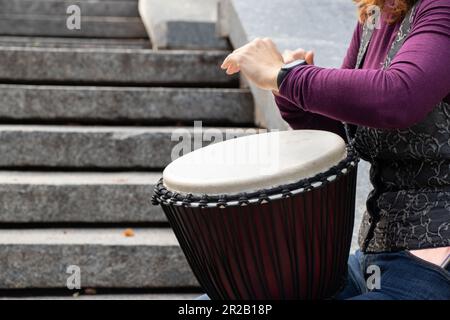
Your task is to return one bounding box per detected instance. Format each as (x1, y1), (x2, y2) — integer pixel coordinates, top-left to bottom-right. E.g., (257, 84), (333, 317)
(197, 250), (450, 300)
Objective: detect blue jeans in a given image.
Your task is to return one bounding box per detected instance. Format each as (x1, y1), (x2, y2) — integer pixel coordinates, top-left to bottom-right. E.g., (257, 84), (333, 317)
(197, 250), (450, 300)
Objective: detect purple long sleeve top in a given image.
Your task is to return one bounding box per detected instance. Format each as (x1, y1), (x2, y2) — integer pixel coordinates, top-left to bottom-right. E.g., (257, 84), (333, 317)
(275, 0), (450, 137)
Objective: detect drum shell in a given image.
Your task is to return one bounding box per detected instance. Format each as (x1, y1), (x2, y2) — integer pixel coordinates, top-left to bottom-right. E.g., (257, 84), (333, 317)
(160, 165), (358, 300)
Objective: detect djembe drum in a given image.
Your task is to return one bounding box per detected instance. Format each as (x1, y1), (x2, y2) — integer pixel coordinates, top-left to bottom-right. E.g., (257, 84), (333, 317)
(152, 130), (359, 300)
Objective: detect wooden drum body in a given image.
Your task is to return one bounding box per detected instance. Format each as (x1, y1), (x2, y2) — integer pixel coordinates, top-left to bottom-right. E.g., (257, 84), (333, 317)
(152, 130), (359, 300)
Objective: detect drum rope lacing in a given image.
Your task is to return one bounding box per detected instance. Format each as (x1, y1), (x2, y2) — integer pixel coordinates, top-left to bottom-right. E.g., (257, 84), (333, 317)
(152, 146), (360, 208)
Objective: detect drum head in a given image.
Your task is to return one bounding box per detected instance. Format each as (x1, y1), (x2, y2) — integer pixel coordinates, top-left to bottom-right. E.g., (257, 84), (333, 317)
(163, 130), (347, 195)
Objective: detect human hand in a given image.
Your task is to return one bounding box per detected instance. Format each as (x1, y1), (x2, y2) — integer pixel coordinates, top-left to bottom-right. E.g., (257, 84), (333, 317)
(282, 48), (315, 65)
(221, 38), (284, 91)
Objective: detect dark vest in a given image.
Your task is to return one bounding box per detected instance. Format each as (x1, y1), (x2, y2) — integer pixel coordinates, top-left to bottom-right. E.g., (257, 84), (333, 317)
(345, 1), (450, 252)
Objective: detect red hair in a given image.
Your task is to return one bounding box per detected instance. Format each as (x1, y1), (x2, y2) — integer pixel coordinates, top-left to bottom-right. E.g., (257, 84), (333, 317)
(354, 0), (416, 23)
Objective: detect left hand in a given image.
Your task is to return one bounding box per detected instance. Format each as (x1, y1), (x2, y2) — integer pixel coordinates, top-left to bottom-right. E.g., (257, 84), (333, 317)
(221, 38), (284, 92)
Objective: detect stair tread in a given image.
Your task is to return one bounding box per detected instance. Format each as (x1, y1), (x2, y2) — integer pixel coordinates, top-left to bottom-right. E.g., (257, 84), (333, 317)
(0, 124), (255, 131)
(0, 45), (229, 54)
(0, 125), (258, 169)
(0, 294), (199, 300)
(0, 0), (139, 17)
(0, 15), (147, 38)
(0, 84), (253, 125)
(0, 47), (236, 85)
(0, 228), (198, 288)
(0, 36), (151, 49)
(0, 228), (178, 245)
(0, 83), (248, 91)
(0, 171), (165, 223)
(0, 14), (143, 21)
(0, 171), (161, 185)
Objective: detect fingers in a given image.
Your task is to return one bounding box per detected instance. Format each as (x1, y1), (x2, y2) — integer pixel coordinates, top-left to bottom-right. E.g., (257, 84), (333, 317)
(292, 48), (306, 60)
(221, 53), (241, 75)
(221, 40), (256, 74)
(305, 50), (315, 65)
(283, 48), (315, 65)
(221, 37), (271, 75)
(226, 62), (241, 75)
(221, 54), (233, 70)
(284, 48), (307, 63)
(220, 37), (283, 77)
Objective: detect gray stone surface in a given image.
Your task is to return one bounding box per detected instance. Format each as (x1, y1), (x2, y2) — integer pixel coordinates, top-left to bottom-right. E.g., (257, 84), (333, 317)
(139, 0), (228, 49)
(0, 47), (236, 85)
(0, 171), (166, 223)
(218, 0), (356, 129)
(152, 21), (229, 50)
(1, 294), (199, 300)
(141, 0), (219, 23)
(0, 85), (254, 125)
(0, 37), (151, 49)
(0, 15), (147, 38)
(0, 126), (258, 169)
(0, 0), (139, 17)
(0, 228), (198, 288)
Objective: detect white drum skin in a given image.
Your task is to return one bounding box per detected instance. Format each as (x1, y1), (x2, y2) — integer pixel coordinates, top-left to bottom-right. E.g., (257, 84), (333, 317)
(163, 130), (347, 195)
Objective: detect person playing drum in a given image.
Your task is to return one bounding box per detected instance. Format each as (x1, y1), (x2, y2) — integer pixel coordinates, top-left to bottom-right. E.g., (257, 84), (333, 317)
(220, 0), (450, 299)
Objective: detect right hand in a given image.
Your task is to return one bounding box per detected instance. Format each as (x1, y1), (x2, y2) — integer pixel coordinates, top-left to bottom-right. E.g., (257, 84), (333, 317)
(282, 48), (315, 65)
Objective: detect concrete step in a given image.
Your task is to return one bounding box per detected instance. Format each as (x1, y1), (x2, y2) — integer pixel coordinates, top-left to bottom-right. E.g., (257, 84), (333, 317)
(0, 228), (198, 289)
(151, 21), (230, 50)
(0, 85), (254, 125)
(0, 0), (139, 17)
(0, 47), (236, 86)
(139, 0), (228, 50)
(0, 37), (151, 49)
(0, 171), (165, 224)
(0, 15), (147, 38)
(0, 125), (258, 169)
(0, 293), (199, 300)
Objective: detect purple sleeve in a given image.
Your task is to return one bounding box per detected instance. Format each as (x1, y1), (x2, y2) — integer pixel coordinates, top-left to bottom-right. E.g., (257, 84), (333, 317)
(279, 0), (450, 129)
(274, 94), (347, 139)
(341, 22), (362, 70)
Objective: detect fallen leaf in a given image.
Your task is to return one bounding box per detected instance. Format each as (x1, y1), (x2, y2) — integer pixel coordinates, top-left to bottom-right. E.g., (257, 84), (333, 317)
(123, 228), (135, 237)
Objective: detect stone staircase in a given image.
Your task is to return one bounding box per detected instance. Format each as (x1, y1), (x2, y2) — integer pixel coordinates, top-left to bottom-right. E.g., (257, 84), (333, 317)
(0, 0), (255, 299)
